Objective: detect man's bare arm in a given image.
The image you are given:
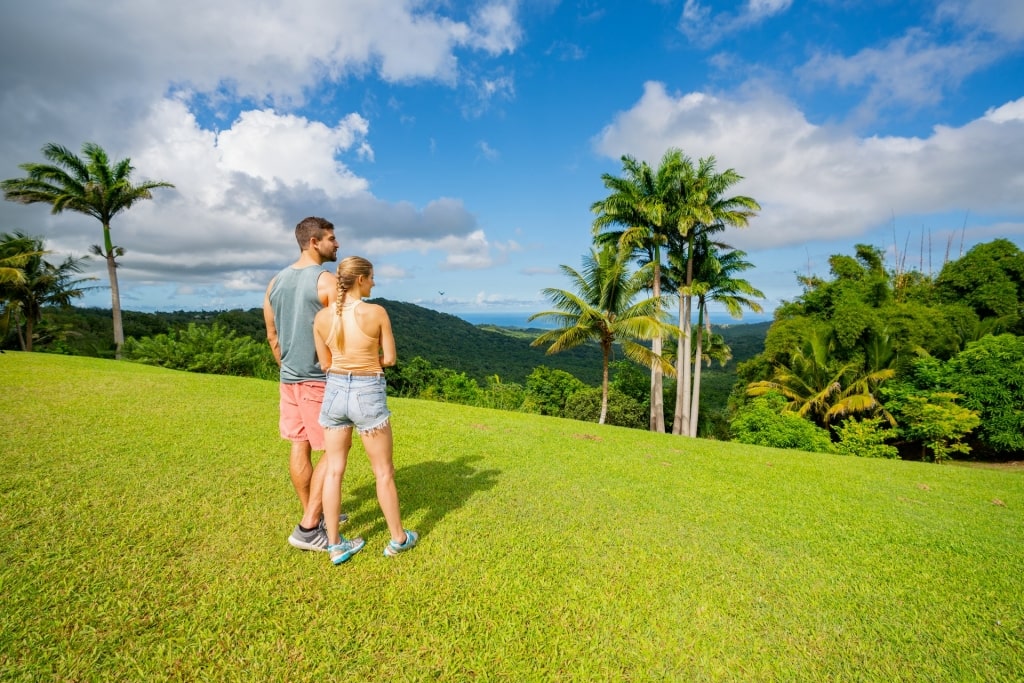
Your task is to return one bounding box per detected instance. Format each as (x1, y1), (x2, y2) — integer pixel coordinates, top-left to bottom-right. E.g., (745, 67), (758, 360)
(317, 271), (338, 307)
(263, 279), (282, 365)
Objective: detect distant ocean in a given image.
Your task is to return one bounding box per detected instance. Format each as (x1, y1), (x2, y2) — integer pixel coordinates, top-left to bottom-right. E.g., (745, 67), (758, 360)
(455, 312), (554, 329)
(454, 311), (773, 329)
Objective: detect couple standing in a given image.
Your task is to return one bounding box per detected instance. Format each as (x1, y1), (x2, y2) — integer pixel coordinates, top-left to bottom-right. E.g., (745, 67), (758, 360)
(263, 216), (418, 565)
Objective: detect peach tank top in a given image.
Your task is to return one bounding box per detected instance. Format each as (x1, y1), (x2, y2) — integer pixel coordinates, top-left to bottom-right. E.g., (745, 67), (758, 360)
(327, 300), (382, 374)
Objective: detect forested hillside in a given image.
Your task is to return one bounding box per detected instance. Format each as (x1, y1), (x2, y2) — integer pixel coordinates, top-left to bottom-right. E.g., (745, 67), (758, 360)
(21, 300), (768, 396)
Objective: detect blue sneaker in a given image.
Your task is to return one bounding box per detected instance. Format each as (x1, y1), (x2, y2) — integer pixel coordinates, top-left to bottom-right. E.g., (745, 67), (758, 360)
(383, 529), (418, 557)
(328, 536), (365, 565)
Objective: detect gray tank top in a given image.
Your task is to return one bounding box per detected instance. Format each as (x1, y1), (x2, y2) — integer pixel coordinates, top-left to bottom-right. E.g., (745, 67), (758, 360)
(268, 265), (328, 383)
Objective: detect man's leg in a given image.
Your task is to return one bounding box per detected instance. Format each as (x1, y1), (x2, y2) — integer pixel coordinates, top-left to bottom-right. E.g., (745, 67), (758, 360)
(289, 439), (313, 511)
(287, 438), (330, 528)
(302, 451), (328, 529)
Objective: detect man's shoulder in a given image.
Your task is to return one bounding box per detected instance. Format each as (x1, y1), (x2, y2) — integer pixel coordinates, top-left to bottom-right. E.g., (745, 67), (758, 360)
(272, 263), (325, 284)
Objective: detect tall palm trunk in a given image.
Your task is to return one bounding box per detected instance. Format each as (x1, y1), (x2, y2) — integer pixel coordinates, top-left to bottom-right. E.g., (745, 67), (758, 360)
(689, 301), (707, 437)
(19, 318), (29, 351)
(600, 340), (611, 425)
(23, 306), (36, 352)
(102, 223), (125, 360)
(673, 293), (693, 435)
(649, 260), (665, 432)
(673, 238), (695, 436)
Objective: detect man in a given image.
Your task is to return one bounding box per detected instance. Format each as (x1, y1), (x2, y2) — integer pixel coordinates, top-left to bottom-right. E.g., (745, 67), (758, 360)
(264, 216), (344, 551)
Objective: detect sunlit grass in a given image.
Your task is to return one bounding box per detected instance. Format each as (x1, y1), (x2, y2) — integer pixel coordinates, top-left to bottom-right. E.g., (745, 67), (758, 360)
(1, 352), (1022, 681)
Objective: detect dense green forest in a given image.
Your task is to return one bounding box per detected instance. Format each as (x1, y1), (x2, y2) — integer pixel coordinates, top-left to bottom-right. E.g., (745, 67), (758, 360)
(733, 239), (1024, 462)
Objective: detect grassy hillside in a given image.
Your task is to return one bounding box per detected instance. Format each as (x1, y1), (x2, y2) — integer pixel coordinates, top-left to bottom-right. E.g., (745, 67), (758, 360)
(1, 352), (1020, 681)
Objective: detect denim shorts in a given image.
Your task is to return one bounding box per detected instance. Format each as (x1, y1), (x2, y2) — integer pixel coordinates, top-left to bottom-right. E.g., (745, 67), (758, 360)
(319, 373), (391, 433)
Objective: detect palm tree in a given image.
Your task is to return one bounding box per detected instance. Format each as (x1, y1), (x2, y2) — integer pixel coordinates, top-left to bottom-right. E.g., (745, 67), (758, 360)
(746, 327), (895, 428)
(682, 238), (764, 436)
(2, 142), (174, 358)
(668, 156), (760, 436)
(0, 232), (44, 285)
(0, 231), (95, 351)
(529, 243), (675, 424)
(592, 149), (687, 432)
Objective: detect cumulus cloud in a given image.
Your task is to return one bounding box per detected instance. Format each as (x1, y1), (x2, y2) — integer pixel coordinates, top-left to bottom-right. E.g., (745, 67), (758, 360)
(361, 230), (520, 271)
(470, 2), (524, 54)
(593, 81), (1024, 251)
(0, 0), (522, 306)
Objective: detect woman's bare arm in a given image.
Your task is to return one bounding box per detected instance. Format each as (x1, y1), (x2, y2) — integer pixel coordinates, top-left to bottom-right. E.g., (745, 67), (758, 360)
(313, 308), (333, 372)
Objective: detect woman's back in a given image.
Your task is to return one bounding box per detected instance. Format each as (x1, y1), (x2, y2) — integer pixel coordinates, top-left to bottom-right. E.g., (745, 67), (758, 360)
(314, 297), (396, 374)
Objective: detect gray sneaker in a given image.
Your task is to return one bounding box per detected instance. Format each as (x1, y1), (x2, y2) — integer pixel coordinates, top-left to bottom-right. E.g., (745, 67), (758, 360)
(288, 524), (329, 552)
(317, 513), (350, 532)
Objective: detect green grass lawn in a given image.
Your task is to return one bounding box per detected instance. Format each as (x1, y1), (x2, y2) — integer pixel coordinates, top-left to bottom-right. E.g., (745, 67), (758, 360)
(1, 352), (1022, 682)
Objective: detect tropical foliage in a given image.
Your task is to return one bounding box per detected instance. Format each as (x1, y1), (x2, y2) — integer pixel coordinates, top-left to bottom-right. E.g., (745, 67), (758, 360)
(729, 392), (834, 453)
(529, 243), (675, 424)
(938, 334), (1024, 453)
(123, 323), (277, 380)
(670, 234), (763, 435)
(739, 238), (1024, 461)
(665, 156), (760, 438)
(592, 150), (686, 431)
(591, 149), (762, 438)
(0, 232), (94, 351)
(2, 142), (174, 358)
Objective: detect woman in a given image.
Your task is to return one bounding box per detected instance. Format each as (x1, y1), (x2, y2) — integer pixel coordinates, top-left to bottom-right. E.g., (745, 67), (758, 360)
(313, 256), (418, 565)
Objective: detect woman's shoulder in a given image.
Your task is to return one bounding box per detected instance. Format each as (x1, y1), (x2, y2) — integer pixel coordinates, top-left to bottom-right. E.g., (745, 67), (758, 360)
(360, 300), (389, 316)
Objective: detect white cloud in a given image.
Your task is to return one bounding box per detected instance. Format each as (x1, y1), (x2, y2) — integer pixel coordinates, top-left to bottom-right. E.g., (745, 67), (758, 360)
(798, 29), (1001, 120)
(478, 141), (501, 161)
(1, 95), (487, 297)
(679, 0), (792, 47)
(938, 0), (1024, 41)
(0, 1), (523, 307)
(216, 110), (371, 198)
(470, 2), (523, 54)
(747, 0), (793, 19)
(0, 1), (525, 166)
(461, 71), (516, 117)
(361, 230), (519, 271)
(593, 81), (1024, 252)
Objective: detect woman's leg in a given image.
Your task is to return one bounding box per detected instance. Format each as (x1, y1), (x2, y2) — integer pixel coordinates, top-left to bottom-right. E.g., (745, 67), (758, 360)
(322, 426), (353, 545)
(360, 424), (406, 543)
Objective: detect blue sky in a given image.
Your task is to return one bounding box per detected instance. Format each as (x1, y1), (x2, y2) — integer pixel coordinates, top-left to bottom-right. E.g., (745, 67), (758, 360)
(2, 1), (1022, 323)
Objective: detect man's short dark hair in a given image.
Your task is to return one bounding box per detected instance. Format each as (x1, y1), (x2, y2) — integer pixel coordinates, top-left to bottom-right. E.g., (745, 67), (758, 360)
(295, 216), (335, 248)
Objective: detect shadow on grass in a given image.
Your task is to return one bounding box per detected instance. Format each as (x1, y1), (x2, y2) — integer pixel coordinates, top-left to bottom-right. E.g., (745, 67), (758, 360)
(346, 455), (501, 539)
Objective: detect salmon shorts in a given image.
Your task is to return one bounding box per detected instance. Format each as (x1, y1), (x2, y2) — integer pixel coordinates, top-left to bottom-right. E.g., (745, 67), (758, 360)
(279, 381), (326, 451)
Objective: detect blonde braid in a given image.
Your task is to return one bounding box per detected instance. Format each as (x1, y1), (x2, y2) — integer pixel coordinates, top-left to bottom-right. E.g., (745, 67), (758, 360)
(330, 256), (373, 349)
(330, 275), (350, 349)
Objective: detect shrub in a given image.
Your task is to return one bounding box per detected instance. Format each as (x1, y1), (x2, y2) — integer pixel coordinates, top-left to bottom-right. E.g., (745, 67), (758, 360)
(479, 375), (526, 411)
(564, 386), (646, 429)
(832, 416), (899, 459)
(941, 334), (1024, 454)
(124, 323), (276, 380)
(730, 393), (833, 453)
(522, 366), (586, 417)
